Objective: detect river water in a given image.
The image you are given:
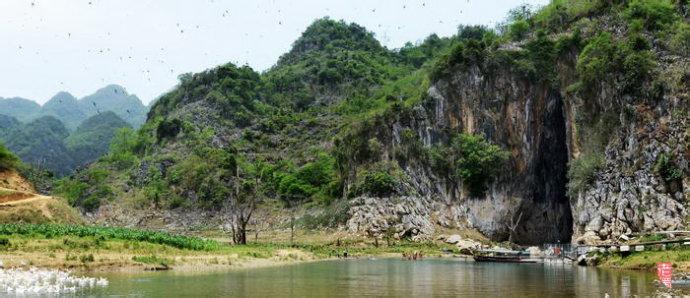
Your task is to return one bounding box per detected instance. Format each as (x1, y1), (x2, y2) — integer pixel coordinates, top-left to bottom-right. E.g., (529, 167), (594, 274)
(85, 258), (661, 297)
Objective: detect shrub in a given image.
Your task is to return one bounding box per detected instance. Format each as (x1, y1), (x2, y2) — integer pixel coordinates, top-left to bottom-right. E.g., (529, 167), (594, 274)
(567, 153), (605, 196)
(508, 19), (531, 41)
(576, 32), (656, 95)
(277, 173), (316, 202)
(450, 134), (510, 196)
(532, 0), (604, 31)
(577, 33), (617, 86)
(428, 133), (508, 195)
(156, 118), (182, 141)
(54, 179), (89, 206)
(669, 22), (690, 56)
(430, 38), (490, 80)
(80, 254), (95, 263)
(655, 153), (683, 183)
(359, 170), (397, 197)
(624, 0), (678, 31)
(0, 143), (19, 171)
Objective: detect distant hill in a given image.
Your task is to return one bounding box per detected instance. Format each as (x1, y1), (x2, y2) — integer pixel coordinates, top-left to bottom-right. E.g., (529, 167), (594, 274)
(0, 115), (20, 139)
(2, 116), (75, 177)
(65, 111), (131, 167)
(41, 92), (86, 130)
(0, 84), (148, 129)
(79, 85), (148, 128)
(0, 97), (41, 122)
(1, 112), (131, 176)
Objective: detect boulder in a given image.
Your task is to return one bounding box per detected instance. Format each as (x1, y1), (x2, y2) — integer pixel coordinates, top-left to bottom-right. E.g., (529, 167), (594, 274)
(526, 246), (543, 257)
(445, 234), (462, 244)
(455, 239), (481, 252)
(575, 231), (601, 245)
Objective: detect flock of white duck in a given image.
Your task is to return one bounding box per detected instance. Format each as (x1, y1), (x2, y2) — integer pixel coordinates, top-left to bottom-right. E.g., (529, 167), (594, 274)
(0, 267), (108, 295)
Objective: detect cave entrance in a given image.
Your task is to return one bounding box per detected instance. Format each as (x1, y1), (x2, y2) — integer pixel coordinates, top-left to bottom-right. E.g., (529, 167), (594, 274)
(513, 93), (573, 245)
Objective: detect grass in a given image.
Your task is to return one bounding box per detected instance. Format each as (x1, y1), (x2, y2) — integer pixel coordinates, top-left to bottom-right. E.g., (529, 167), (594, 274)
(0, 224), (463, 271)
(599, 248), (690, 271)
(0, 189), (15, 196)
(132, 255), (174, 267)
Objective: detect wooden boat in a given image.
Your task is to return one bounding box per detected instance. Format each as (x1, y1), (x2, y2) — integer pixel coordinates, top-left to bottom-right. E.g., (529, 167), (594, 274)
(473, 250), (538, 263)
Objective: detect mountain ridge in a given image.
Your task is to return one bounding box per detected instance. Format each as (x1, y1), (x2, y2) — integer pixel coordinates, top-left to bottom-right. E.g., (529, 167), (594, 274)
(0, 84), (148, 129)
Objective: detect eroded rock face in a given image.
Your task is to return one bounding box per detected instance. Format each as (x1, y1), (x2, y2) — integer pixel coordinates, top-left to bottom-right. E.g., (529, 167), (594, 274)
(348, 65), (575, 244)
(347, 52), (688, 245)
(571, 109), (689, 245)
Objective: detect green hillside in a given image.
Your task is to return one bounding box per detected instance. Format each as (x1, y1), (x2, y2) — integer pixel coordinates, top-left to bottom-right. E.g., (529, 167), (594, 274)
(52, 1), (690, 245)
(65, 111), (132, 167)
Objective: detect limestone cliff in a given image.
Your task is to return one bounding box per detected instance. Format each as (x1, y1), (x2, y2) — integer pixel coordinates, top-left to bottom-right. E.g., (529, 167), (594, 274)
(346, 2), (689, 245)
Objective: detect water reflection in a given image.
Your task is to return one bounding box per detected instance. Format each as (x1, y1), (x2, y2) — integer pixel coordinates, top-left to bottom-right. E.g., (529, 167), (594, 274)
(90, 259), (660, 297)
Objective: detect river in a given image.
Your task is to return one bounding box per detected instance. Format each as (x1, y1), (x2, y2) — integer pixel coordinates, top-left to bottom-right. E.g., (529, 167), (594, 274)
(85, 258), (661, 297)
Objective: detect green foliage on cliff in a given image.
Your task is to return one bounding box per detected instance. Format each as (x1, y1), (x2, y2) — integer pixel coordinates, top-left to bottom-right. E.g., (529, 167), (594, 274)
(446, 134), (510, 196)
(654, 153), (683, 183)
(624, 0), (679, 30)
(0, 143), (19, 171)
(669, 22), (690, 55)
(576, 32), (656, 95)
(428, 134), (510, 196)
(566, 153), (604, 196)
(357, 169), (398, 197)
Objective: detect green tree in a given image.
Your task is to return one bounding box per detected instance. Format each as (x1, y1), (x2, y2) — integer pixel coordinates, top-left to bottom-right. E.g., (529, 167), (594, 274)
(0, 143), (20, 171)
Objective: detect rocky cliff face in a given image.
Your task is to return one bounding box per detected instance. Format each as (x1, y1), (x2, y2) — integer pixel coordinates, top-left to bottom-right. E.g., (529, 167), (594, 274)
(347, 64), (575, 244)
(570, 79), (689, 245)
(347, 33), (689, 245)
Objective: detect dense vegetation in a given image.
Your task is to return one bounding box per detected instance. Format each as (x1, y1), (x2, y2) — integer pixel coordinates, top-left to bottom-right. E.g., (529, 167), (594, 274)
(0, 223), (219, 250)
(65, 112), (132, 167)
(0, 142), (20, 171)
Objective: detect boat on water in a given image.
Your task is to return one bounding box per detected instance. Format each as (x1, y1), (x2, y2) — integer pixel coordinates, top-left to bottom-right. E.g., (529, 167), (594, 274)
(473, 249), (538, 263)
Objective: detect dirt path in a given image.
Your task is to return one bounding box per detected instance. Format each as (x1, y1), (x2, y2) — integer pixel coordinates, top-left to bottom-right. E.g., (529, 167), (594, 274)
(0, 187), (46, 204)
(0, 187), (80, 223)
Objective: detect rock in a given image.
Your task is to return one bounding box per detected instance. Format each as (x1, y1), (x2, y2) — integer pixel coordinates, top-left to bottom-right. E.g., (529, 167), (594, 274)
(445, 234), (463, 244)
(586, 254), (600, 266)
(575, 231), (601, 245)
(526, 246), (543, 257)
(455, 239), (481, 252)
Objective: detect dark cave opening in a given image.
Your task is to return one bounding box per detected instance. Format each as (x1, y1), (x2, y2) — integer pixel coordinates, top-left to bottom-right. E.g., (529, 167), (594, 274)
(514, 94), (573, 245)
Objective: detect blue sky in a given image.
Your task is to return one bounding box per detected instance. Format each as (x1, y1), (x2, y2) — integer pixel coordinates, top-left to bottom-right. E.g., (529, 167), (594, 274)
(1, 0), (548, 104)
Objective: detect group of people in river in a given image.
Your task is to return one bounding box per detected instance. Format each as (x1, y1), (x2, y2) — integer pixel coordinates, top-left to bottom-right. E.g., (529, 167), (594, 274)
(402, 251), (424, 261)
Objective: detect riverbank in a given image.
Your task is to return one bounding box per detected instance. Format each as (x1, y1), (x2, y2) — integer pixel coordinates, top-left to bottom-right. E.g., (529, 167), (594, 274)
(597, 248), (690, 271)
(0, 224), (462, 273)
